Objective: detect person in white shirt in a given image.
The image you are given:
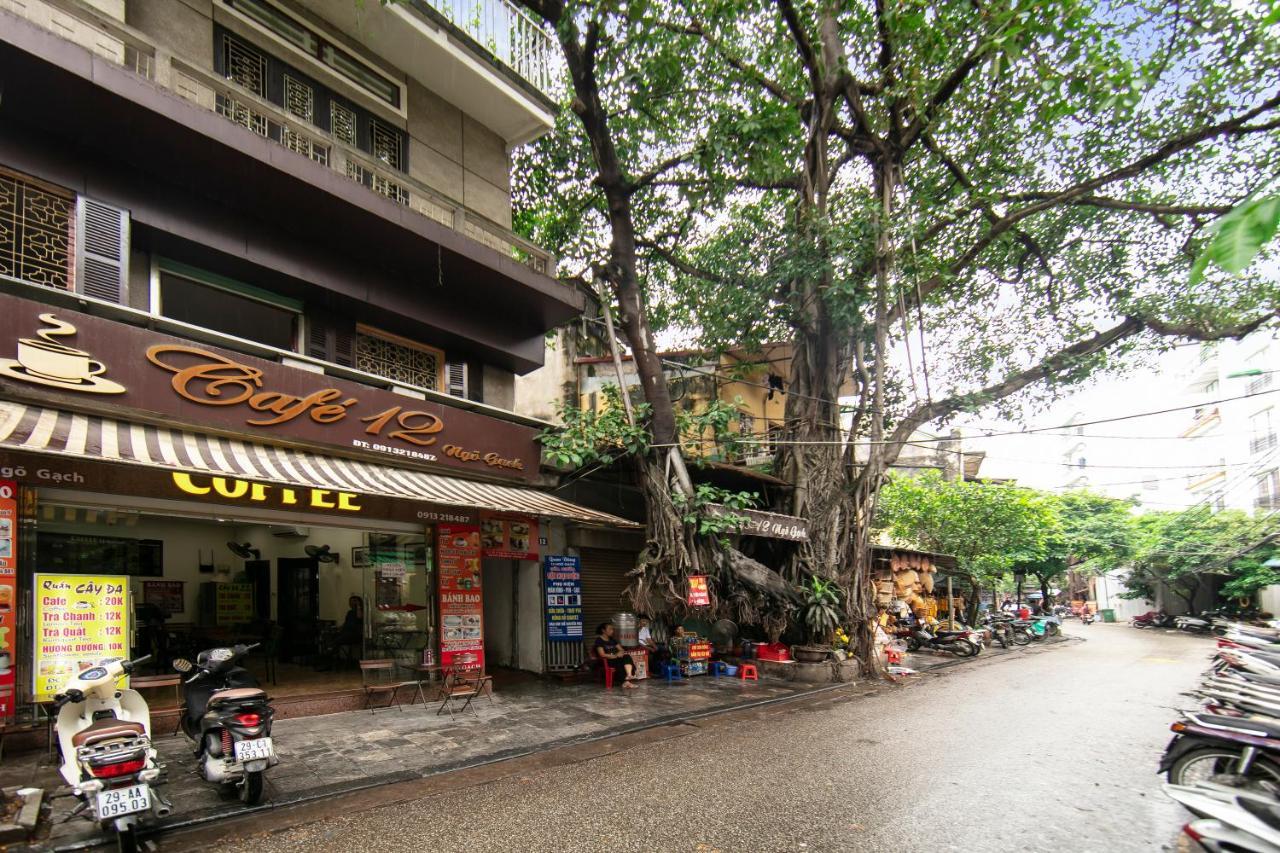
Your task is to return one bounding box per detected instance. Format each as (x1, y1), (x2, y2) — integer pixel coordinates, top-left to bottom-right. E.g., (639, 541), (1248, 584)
(637, 616), (656, 652)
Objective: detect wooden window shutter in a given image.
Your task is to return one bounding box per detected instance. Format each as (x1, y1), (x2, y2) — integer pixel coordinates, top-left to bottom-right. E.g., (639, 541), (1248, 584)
(75, 198), (128, 304)
(306, 311), (355, 367)
(445, 361), (468, 398)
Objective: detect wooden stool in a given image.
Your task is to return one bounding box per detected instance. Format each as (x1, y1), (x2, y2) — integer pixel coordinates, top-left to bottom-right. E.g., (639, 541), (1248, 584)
(739, 663), (758, 682)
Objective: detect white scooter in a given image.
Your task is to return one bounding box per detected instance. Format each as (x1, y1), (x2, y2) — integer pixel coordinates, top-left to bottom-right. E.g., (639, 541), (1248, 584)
(53, 655), (169, 853)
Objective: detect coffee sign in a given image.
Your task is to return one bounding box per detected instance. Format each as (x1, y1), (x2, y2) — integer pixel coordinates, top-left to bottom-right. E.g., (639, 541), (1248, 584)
(0, 295), (539, 482)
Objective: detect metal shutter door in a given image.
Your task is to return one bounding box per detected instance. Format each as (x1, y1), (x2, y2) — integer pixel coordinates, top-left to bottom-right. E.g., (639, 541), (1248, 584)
(579, 547), (634, 634)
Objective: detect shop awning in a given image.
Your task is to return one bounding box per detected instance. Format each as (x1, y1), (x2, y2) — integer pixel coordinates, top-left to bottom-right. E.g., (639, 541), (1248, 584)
(0, 402), (639, 528)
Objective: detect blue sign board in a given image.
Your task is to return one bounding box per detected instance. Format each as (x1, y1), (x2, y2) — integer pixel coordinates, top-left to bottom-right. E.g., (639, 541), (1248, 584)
(544, 555), (583, 640)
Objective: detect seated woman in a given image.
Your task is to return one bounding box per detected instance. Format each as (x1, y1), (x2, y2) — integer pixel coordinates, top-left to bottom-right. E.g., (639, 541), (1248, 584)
(593, 621), (637, 689)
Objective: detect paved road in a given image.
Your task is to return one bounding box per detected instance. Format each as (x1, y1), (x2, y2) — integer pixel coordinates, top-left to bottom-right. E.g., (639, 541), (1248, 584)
(210, 624), (1210, 853)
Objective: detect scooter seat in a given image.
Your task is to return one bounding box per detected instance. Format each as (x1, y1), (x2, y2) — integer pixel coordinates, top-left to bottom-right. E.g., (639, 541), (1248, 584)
(71, 718), (145, 748)
(1191, 712), (1280, 740)
(209, 687), (266, 703)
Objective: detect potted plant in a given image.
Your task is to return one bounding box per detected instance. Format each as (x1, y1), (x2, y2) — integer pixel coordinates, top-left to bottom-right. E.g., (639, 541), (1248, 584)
(793, 577), (842, 662)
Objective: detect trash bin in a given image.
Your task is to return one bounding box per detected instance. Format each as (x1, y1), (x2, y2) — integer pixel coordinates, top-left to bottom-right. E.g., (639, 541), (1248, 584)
(1100, 608), (1116, 623)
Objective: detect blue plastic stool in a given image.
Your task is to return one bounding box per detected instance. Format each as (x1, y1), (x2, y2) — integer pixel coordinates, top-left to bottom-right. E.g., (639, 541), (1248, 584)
(709, 661), (728, 677)
(662, 662), (684, 683)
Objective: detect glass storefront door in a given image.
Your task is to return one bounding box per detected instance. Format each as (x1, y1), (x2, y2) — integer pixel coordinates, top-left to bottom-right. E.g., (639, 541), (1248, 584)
(362, 530), (433, 668)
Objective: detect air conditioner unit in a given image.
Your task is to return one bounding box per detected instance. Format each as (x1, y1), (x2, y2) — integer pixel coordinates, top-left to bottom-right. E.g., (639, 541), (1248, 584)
(271, 525), (310, 539)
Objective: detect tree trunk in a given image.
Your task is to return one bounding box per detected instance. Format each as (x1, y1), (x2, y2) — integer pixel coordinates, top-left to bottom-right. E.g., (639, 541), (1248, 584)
(966, 576), (981, 626)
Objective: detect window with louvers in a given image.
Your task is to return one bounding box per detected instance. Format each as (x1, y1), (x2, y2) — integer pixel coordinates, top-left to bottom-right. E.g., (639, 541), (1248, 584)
(215, 30), (406, 174)
(0, 167), (74, 291)
(76, 199), (128, 304)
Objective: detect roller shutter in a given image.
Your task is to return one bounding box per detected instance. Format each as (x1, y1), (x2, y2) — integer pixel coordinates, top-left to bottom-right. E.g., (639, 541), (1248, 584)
(579, 547), (635, 634)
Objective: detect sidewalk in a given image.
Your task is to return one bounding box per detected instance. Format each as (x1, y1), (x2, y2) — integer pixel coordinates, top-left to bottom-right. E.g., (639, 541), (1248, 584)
(2, 673), (824, 850)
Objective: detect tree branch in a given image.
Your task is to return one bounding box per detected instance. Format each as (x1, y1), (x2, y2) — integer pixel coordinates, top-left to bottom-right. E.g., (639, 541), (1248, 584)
(1000, 193), (1234, 217)
(902, 43), (990, 149)
(662, 20), (802, 109)
(883, 318), (1145, 459)
(892, 87), (1280, 323)
(775, 0), (820, 93)
(1133, 312), (1279, 341)
(628, 150), (699, 194)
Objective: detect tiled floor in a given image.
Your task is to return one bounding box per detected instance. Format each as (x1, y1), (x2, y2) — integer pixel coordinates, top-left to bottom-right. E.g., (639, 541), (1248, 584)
(3, 673), (822, 847)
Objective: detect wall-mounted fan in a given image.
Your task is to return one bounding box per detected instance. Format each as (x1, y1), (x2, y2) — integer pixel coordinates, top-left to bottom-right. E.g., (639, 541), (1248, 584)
(305, 544), (340, 564)
(226, 541), (260, 560)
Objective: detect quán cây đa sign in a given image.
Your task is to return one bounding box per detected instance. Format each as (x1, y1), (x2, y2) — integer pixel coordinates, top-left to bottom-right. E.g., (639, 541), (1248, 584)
(0, 295), (539, 482)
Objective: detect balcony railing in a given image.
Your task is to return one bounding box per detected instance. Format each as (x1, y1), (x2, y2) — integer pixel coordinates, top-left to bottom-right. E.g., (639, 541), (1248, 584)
(2, 0), (556, 278)
(1256, 495), (1280, 511)
(1251, 433), (1278, 455)
(422, 0), (557, 98)
(1249, 373), (1274, 395)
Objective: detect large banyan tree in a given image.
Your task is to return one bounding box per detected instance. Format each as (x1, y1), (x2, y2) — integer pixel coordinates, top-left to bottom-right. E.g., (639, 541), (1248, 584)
(515, 0), (1280, 667)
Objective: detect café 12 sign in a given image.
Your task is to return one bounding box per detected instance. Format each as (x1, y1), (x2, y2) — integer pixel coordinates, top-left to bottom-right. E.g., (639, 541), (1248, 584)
(0, 296), (539, 482)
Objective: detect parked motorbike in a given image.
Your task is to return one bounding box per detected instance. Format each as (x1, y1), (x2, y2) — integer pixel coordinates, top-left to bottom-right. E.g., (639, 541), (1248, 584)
(53, 655), (169, 853)
(906, 625), (979, 657)
(1161, 619), (1280, 849)
(1132, 610), (1175, 629)
(173, 643), (277, 805)
(1179, 611), (1232, 636)
(1166, 782), (1280, 851)
(1081, 610), (1096, 625)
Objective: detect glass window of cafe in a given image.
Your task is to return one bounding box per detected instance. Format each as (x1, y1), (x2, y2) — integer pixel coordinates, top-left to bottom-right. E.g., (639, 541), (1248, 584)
(29, 494), (435, 697)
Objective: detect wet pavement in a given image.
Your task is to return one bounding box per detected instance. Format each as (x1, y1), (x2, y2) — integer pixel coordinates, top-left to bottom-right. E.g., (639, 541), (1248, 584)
(205, 624), (1211, 853)
(3, 668), (820, 849)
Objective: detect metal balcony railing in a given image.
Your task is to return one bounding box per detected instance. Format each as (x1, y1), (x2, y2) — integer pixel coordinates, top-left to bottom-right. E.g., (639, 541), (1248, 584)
(1252, 433), (1278, 455)
(1249, 373), (1274, 395)
(1256, 495), (1280, 511)
(2, 0), (557, 278)
(423, 0), (557, 98)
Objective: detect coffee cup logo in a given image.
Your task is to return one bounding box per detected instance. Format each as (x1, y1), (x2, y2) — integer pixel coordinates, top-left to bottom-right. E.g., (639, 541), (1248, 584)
(0, 314), (125, 394)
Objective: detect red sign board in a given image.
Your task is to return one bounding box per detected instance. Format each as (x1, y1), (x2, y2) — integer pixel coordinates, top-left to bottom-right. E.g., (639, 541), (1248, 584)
(0, 480), (15, 723)
(480, 513), (538, 560)
(142, 580), (184, 614)
(688, 575), (710, 607)
(438, 524), (484, 670)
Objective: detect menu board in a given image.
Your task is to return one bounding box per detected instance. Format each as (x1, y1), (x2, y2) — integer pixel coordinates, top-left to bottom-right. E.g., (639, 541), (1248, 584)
(0, 481), (17, 723)
(688, 575), (710, 607)
(480, 514), (539, 560)
(544, 555), (583, 640)
(33, 573), (130, 701)
(142, 580), (184, 614)
(438, 524), (484, 670)
(216, 583), (254, 625)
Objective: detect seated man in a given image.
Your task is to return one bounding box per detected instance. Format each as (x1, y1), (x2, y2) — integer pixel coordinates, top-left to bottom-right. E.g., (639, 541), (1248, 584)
(593, 621), (636, 689)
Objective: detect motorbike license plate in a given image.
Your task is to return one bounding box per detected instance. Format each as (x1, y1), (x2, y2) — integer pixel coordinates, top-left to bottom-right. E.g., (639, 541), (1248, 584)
(96, 784), (150, 819)
(233, 737), (274, 762)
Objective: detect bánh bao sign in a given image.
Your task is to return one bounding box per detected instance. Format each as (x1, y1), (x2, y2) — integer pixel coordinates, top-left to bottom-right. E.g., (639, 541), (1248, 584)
(0, 296), (539, 482)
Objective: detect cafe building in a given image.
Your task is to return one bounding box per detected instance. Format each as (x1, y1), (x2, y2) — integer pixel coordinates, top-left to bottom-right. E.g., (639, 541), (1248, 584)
(0, 0), (636, 717)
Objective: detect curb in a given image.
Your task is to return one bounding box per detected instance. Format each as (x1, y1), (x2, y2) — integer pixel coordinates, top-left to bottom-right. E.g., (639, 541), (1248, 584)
(52, 637), (1076, 850)
(51, 680), (856, 851)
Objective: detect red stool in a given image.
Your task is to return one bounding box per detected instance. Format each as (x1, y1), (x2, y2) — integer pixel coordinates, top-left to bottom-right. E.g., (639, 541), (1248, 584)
(739, 664), (758, 682)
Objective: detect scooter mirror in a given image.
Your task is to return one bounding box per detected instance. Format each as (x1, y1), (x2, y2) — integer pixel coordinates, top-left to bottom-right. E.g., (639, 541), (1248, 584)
(173, 658), (193, 673)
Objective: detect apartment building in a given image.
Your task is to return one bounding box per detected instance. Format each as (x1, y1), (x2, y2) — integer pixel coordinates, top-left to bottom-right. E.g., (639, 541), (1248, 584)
(0, 0), (637, 716)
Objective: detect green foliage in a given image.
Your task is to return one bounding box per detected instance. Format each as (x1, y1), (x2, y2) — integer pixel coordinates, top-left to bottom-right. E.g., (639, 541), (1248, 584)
(800, 576), (843, 645)
(676, 396), (754, 463)
(876, 472), (1058, 586)
(1191, 195), (1280, 285)
(538, 385), (650, 469)
(1121, 509), (1277, 607)
(670, 483), (758, 544)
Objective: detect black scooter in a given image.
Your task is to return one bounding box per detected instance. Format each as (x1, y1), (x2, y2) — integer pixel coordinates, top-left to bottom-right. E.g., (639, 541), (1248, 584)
(173, 643), (276, 805)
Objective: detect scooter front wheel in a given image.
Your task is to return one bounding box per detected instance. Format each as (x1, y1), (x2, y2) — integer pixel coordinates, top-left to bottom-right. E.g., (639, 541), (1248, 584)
(239, 770), (264, 805)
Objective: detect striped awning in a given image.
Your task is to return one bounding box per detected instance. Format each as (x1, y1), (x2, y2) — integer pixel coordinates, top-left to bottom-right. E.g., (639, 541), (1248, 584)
(0, 402), (638, 528)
